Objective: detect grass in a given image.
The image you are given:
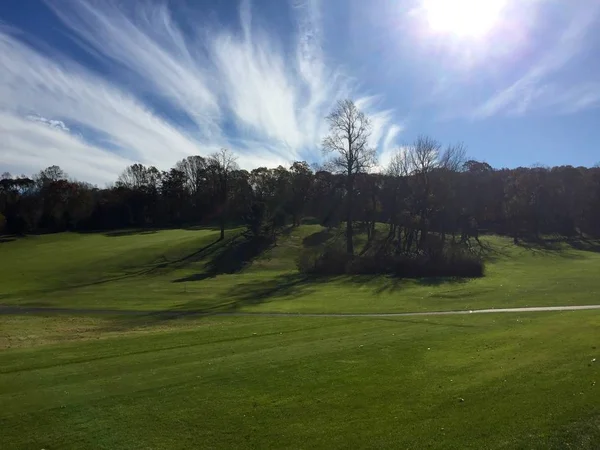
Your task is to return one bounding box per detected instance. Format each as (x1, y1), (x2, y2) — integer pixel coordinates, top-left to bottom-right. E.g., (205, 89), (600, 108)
(1, 226), (599, 448)
(1, 312), (599, 449)
(1, 226), (600, 313)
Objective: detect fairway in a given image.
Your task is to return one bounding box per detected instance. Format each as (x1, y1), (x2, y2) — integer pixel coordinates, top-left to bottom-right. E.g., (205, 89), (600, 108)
(2, 227), (600, 314)
(1, 312), (599, 449)
(1, 228), (600, 449)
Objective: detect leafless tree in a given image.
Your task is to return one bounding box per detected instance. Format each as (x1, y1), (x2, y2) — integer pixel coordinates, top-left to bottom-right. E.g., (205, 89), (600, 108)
(439, 143), (467, 172)
(176, 155), (208, 195)
(387, 147), (411, 177)
(322, 99), (376, 255)
(409, 136), (441, 176)
(208, 148), (239, 240)
(117, 164), (161, 190)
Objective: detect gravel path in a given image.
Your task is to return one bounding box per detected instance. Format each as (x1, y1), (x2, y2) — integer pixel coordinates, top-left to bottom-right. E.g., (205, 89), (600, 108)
(1, 304), (600, 318)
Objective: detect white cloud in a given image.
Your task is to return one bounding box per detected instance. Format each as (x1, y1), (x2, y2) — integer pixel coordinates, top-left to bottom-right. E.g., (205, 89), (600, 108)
(26, 115), (70, 132)
(0, 0), (401, 183)
(0, 29), (204, 173)
(473, 2), (600, 118)
(45, 0), (220, 137)
(0, 112), (131, 186)
(371, 125), (405, 173)
(355, 95), (401, 162)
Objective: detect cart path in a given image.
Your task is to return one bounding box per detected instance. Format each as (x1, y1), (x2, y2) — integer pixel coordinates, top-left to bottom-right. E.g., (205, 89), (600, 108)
(1, 304), (600, 317)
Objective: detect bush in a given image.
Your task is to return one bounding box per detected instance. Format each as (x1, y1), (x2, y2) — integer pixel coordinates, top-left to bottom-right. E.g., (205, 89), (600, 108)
(297, 242), (484, 278)
(389, 248), (484, 278)
(296, 245), (352, 275)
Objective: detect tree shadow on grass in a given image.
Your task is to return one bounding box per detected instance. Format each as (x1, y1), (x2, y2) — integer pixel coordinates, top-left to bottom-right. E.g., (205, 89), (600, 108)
(302, 229), (335, 247)
(565, 237), (600, 253)
(172, 235), (275, 283)
(104, 229), (159, 237)
(517, 237), (587, 259)
(92, 270), (483, 332)
(471, 239), (512, 262)
(415, 277), (470, 287)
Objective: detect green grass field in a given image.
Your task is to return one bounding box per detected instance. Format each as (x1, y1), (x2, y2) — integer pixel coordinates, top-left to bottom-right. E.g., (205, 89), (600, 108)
(1, 227), (599, 448)
(2, 226), (600, 313)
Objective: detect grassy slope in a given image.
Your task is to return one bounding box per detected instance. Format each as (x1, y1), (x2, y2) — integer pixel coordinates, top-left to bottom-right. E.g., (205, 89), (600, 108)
(1, 228), (599, 448)
(1, 312), (599, 449)
(1, 226), (600, 313)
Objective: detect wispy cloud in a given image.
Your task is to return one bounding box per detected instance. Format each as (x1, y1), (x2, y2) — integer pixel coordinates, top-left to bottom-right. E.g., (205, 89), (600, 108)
(473, 1), (600, 118)
(26, 115), (70, 132)
(0, 0), (401, 183)
(0, 113), (131, 185)
(371, 124), (405, 173)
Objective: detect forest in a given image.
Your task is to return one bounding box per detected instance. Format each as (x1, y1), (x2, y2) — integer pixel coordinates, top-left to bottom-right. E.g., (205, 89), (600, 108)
(2, 100), (600, 275)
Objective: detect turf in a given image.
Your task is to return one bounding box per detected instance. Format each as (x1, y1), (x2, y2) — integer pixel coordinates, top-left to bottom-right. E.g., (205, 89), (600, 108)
(1, 226), (600, 313)
(1, 311), (599, 449)
(1, 227), (599, 448)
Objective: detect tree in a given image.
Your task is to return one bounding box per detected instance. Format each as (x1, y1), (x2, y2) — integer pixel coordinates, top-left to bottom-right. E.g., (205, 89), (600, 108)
(208, 149), (238, 240)
(36, 165), (67, 189)
(289, 161), (313, 226)
(407, 136), (441, 249)
(116, 164), (161, 190)
(175, 155), (208, 195)
(322, 99), (376, 255)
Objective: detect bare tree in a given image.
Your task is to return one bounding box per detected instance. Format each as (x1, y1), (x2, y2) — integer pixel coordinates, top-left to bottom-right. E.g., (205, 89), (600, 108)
(117, 164), (161, 190)
(175, 155), (208, 195)
(208, 148), (238, 240)
(387, 147), (411, 177)
(322, 99), (376, 255)
(439, 143), (467, 172)
(409, 136), (440, 176)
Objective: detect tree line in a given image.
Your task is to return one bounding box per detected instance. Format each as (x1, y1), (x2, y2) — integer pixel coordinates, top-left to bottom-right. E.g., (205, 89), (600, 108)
(2, 100), (600, 257)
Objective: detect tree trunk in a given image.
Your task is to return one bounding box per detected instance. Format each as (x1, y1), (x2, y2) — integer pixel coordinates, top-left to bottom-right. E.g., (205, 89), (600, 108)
(346, 218), (354, 255)
(219, 179), (227, 241)
(219, 215), (225, 240)
(346, 175), (354, 256)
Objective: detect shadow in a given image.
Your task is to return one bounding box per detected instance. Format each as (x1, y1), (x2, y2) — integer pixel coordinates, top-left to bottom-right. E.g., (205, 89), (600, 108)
(184, 225), (221, 232)
(76, 225), (223, 236)
(566, 237), (600, 253)
(516, 237), (587, 259)
(471, 239), (511, 262)
(104, 229), (159, 237)
(0, 236), (16, 243)
(519, 237), (563, 251)
(372, 276), (406, 294)
(302, 229), (334, 247)
(415, 277), (470, 287)
(173, 235), (274, 283)
(219, 273), (314, 308)
(6, 238), (225, 301)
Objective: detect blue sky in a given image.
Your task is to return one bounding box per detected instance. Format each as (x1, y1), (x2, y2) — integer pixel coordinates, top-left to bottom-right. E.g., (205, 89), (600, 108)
(1, 0), (599, 185)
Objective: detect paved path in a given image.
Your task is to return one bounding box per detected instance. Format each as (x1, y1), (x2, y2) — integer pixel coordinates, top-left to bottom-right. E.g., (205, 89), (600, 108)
(1, 304), (600, 318)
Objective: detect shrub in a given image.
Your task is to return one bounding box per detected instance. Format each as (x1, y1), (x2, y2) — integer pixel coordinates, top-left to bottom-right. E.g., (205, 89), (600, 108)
(297, 241), (484, 278)
(296, 245), (352, 275)
(390, 248), (484, 278)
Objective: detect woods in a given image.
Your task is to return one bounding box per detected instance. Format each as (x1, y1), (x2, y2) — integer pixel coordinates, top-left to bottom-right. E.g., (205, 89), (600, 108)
(2, 100), (600, 249)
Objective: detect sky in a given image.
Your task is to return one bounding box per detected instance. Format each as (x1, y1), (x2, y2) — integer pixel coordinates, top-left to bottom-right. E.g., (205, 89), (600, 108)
(1, 0), (599, 185)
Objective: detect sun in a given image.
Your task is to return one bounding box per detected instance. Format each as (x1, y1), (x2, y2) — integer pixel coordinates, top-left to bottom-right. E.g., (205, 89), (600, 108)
(422, 0), (507, 38)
